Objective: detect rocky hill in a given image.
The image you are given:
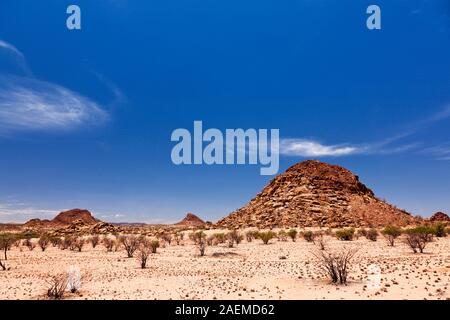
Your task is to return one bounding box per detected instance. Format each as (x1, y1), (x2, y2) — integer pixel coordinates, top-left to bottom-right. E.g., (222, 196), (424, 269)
(429, 212), (450, 222)
(216, 160), (417, 229)
(175, 213), (206, 228)
(24, 209), (99, 228)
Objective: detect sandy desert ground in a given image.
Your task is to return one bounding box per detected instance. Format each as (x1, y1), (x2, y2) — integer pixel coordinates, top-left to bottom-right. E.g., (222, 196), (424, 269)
(1, 232), (449, 300)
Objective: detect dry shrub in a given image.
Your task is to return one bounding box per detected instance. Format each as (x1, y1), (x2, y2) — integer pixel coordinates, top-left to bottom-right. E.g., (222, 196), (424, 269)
(73, 238), (85, 252)
(137, 246), (151, 269)
(277, 230), (288, 242)
(313, 248), (357, 285)
(174, 232), (184, 245)
(227, 230), (243, 247)
(89, 235), (100, 248)
(102, 237), (116, 252)
(245, 231), (257, 242)
(404, 226), (434, 254)
(287, 229), (298, 242)
(256, 231), (276, 245)
(302, 231), (315, 243)
(335, 228), (355, 241)
(159, 233), (172, 245)
(366, 228), (379, 242)
(213, 233), (226, 244)
(316, 234), (327, 251)
(190, 231), (206, 245)
(47, 274), (69, 299)
(38, 234), (51, 252)
(150, 240), (160, 254)
(23, 238), (36, 251)
(381, 225), (402, 246)
(120, 235), (141, 258)
(198, 238), (206, 257)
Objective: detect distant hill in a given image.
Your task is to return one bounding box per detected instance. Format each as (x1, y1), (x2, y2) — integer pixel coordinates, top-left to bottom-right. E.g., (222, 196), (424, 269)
(175, 213), (206, 228)
(24, 209), (100, 228)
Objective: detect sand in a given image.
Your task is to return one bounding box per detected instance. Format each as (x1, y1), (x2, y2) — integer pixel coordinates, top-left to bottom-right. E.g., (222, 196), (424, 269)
(1, 234), (449, 300)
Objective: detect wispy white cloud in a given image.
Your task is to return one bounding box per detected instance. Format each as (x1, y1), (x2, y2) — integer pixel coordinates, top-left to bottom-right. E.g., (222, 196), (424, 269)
(0, 39), (32, 75)
(0, 76), (109, 132)
(280, 139), (360, 157)
(0, 202), (59, 223)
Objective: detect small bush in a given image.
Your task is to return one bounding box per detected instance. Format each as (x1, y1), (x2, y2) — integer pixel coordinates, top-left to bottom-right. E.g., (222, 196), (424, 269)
(102, 237), (116, 252)
(366, 228), (378, 242)
(173, 232), (184, 245)
(190, 231), (206, 245)
(404, 226), (434, 254)
(213, 233), (226, 244)
(227, 230), (243, 247)
(432, 223), (447, 238)
(277, 230), (288, 242)
(137, 246), (151, 269)
(313, 248), (357, 285)
(60, 236), (73, 250)
(257, 231), (276, 245)
(38, 234), (51, 252)
(335, 228), (355, 241)
(0, 233), (19, 261)
(381, 225), (402, 246)
(287, 229), (298, 242)
(150, 240), (160, 254)
(245, 231), (257, 242)
(47, 274), (68, 299)
(89, 235), (100, 248)
(159, 232), (172, 245)
(302, 231), (315, 243)
(198, 239), (206, 257)
(73, 238), (85, 252)
(23, 238), (36, 251)
(119, 235), (140, 258)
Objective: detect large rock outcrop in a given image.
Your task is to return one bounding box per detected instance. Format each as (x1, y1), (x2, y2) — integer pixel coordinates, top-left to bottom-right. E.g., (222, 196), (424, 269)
(216, 160), (417, 229)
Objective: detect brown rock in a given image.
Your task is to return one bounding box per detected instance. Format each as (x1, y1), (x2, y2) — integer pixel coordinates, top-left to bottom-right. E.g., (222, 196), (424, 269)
(216, 160), (417, 229)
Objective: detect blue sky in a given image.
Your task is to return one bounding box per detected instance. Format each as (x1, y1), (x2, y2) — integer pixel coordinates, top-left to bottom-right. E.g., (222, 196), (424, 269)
(0, 0), (449, 223)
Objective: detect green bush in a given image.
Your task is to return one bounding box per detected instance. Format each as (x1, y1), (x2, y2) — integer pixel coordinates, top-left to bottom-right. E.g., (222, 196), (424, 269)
(287, 229), (298, 242)
(256, 231), (276, 245)
(366, 228), (379, 242)
(404, 226), (434, 254)
(381, 225), (402, 246)
(302, 231), (315, 243)
(432, 223), (447, 238)
(335, 228), (355, 241)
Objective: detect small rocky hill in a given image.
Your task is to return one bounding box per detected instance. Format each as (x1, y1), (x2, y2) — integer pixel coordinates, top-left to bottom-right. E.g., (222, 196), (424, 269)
(216, 160), (417, 229)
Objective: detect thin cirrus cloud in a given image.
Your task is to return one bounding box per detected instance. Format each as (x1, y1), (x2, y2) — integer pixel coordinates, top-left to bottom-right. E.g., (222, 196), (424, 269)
(0, 39), (109, 133)
(0, 76), (109, 132)
(280, 139), (362, 157)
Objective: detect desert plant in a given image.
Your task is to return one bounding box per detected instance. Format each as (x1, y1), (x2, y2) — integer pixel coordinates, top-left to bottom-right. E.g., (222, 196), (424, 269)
(302, 231), (315, 243)
(59, 236), (73, 250)
(227, 230), (243, 247)
(159, 233), (172, 245)
(50, 236), (61, 247)
(38, 234), (51, 252)
(23, 238), (36, 251)
(173, 232), (184, 245)
(89, 235), (100, 248)
(190, 231), (206, 245)
(213, 233), (226, 244)
(366, 228), (378, 242)
(277, 230), (288, 242)
(381, 225), (402, 246)
(120, 235), (141, 258)
(67, 266), (82, 293)
(73, 238), (85, 252)
(245, 231), (257, 242)
(404, 226), (434, 254)
(335, 228), (355, 241)
(287, 229), (298, 242)
(150, 240), (160, 254)
(102, 237), (116, 252)
(432, 223), (447, 238)
(257, 231), (276, 245)
(137, 246), (151, 269)
(46, 274), (68, 299)
(0, 233), (20, 260)
(206, 235), (215, 246)
(198, 238), (206, 257)
(316, 234), (327, 250)
(313, 248), (357, 285)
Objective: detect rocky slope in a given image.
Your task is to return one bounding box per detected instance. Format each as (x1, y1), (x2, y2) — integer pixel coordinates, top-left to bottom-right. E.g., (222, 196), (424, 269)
(429, 212), (450, 222)
(217, 160), (417, 229)
(175, 213), (206, 228)
(24, 209), (99, 228)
